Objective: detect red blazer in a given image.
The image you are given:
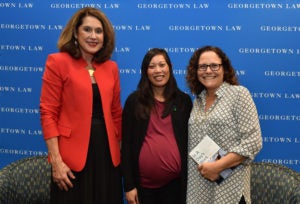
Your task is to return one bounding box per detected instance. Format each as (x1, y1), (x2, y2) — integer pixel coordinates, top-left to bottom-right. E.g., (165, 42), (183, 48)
(40, 52), (122, 171)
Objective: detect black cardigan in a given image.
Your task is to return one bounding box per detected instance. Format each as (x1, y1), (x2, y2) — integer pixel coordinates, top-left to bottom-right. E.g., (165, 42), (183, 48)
(121, 90), (192, 204)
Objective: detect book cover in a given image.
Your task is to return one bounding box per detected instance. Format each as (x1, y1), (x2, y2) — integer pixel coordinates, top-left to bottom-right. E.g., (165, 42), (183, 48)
(189, 135), (235, 184)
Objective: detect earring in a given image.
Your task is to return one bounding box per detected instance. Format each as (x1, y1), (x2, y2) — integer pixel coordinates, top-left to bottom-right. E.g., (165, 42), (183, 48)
(74, 39), (78, 47)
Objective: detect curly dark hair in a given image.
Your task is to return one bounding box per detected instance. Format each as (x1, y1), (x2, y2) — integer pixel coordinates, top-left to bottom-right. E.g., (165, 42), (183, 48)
(57, 7), (115, 63)
(136, 48), (179, 119)
(186, 45), (239, 95)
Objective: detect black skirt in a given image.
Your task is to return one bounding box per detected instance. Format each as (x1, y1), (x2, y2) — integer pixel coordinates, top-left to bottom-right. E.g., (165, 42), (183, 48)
(50, 119), (123, 204)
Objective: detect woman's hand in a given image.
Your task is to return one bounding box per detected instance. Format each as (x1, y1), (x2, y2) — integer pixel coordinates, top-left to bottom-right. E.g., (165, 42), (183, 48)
(198, 152), (246, 182)
(198, 162), (221, 181)
(126, 188), (140, 204)
(51, 159), (75, 191)
(46, 137), (75, 191)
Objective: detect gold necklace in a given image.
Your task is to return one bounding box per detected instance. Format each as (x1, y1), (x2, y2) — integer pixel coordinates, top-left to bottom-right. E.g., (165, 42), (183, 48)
(86, 65), (95, 77)
(88, 69), (94, 77)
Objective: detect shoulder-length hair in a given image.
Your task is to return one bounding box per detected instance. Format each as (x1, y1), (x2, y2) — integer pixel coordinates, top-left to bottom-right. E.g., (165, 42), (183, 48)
(136, 48), (179, 119)
(186, 45), (239, 95)
(57, 7), (115, 63)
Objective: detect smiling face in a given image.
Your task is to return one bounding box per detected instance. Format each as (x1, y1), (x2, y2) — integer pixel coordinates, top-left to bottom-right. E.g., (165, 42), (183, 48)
(147, 54), (170, 89)
(197, 51), (224, 95)
(75, 15), (104, 61)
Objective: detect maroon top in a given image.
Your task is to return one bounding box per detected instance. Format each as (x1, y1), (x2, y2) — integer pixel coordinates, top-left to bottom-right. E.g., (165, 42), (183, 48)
(139, 100), (181, 188)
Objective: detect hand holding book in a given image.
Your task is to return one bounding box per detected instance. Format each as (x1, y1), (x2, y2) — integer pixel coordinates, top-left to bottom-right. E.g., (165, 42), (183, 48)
(189, 135), (237, 184)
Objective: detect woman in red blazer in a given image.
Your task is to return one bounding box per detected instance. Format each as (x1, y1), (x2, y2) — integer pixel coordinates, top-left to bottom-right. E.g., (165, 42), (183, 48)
(40, 7), (123, 204)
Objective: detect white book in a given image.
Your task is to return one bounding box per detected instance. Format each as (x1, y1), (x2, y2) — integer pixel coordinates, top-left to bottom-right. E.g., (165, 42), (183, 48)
(189, 135), (235, 184)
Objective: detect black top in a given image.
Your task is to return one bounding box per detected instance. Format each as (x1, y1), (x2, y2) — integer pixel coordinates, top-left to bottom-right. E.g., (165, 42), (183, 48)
(92, 83), (103, 120)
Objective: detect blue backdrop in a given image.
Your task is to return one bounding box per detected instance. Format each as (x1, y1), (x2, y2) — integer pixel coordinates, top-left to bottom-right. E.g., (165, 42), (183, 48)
(1, 1), (300, 172)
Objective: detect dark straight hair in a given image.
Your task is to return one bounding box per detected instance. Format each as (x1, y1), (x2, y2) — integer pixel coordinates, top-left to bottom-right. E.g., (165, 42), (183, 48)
(136, 48), (179, 119)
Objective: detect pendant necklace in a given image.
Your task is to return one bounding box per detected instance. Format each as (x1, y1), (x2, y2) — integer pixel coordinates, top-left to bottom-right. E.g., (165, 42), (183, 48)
(86, 65), (95, 77)
(88, 68), (94, 77)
